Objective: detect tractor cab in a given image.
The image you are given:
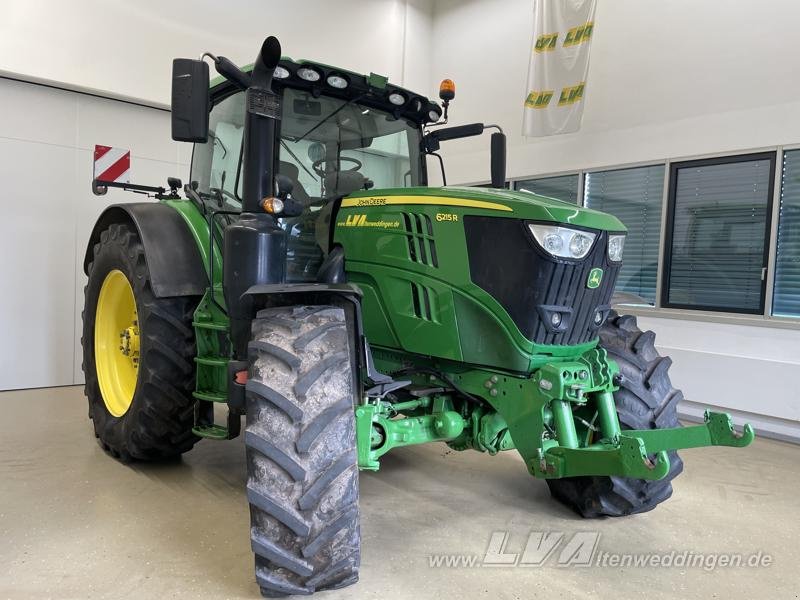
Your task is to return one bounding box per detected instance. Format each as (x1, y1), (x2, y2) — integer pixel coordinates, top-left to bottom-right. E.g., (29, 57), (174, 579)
(190, 64), (430, 211)
(171, 45), (505, 286)
(187, 70), (429, 281)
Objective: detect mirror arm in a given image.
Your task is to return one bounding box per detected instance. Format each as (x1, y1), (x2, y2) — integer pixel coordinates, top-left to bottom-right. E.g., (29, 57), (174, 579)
(484, 124), (504, 134)
(203, 53), (252, 90)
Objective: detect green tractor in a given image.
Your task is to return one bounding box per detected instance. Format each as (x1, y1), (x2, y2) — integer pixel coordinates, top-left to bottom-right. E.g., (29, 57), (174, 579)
(82, 36), (754, 596)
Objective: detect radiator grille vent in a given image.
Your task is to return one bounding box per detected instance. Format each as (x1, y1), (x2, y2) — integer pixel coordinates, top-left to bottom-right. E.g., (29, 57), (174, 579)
(410, 282), (436, 321)
(402, 212), (438, 268)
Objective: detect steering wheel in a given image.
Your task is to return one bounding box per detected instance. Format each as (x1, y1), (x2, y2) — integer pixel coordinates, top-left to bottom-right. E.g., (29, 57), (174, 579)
(311, 156), (362, 178)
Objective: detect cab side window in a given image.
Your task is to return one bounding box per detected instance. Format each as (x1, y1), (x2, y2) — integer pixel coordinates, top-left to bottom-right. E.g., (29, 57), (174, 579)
(190, 92), (245, 208)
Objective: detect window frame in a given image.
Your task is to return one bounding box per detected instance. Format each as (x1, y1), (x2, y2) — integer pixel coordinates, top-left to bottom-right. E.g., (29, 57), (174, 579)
(660, 151), (777, 315)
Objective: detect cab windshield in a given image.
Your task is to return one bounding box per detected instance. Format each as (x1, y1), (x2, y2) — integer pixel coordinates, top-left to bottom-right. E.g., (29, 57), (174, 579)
(277, 87), (424, 201)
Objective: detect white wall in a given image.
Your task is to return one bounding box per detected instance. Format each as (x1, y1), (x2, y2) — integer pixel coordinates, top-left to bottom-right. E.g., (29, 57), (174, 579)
(430, 0), (800, 440)
(429, 0), (800, 183)
(0, 0), (432, 107)
(0, 0), (433, 390)
(0, 78), (185, 390)
(637, 315), (800, 441)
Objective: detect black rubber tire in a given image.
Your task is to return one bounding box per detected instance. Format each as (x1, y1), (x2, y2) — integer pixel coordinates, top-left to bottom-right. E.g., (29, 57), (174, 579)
(82, 222), (199, 461)
(547, 311), (684, 517)
(245, 306), (360, 597)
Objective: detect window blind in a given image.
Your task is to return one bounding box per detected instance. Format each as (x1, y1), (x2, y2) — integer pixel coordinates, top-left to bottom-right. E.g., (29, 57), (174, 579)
(584, 165), (665, 304)
(515, 174), (580, 204)
(773, 150), (800, 317)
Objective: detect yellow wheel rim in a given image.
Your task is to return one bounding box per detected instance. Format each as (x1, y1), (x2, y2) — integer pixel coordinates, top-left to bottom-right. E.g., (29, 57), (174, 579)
(95, 269), (140, 417)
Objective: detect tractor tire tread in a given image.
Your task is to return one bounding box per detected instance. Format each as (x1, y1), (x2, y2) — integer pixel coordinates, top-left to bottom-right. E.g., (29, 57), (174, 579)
(246, 305), (359, 597)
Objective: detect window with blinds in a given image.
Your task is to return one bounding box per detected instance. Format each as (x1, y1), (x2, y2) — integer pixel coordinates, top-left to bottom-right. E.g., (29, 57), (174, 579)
(515, 174), (580, 203)
(584, 165), (665, 305)
(773, 150), (800, 317)
(663, 153), (775, 313)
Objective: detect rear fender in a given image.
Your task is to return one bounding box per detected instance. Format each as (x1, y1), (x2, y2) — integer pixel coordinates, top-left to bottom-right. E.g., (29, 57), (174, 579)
(84, 203), (207, 297)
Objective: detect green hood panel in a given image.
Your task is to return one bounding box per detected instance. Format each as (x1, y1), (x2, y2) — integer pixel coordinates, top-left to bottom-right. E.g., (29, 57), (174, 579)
(347, 186), (626, 233)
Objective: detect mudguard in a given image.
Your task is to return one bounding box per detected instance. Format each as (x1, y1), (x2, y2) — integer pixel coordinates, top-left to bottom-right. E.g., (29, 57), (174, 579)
(83, 203), (207, 298)
(242, 282), (362, 310)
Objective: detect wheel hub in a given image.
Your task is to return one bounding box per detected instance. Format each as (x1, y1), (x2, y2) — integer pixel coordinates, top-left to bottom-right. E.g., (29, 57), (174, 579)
(119, 324), (140, 363)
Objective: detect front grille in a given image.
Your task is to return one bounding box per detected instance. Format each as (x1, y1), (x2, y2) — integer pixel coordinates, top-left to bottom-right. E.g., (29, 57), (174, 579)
(464, 216), (620, 346)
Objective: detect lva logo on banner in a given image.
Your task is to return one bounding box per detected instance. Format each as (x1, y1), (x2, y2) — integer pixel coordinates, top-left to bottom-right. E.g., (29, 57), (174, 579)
(522, 0), (597, 137)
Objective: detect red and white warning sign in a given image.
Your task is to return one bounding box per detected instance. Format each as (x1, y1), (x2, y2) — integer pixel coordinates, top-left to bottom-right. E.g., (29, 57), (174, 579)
(93, 145), (130, 183)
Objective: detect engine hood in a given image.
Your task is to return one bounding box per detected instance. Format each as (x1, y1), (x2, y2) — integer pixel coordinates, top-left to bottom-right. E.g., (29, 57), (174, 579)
(344, 186), (626, 233)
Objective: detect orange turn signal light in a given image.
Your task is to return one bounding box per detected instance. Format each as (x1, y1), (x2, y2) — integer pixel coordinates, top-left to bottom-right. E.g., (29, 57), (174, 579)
(260, 196), (284, 214)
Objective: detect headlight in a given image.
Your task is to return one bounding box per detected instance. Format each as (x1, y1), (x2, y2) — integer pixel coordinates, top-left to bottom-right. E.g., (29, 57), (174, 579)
(326, 74), (348, 89)
(528, 224), (596, 259)
(297, 67), (321, 82)
(608, 234), (626, 262)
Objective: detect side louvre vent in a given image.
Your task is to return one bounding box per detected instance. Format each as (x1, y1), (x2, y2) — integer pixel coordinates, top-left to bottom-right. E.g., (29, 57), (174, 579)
(410, 282), (437, 321)
(402, 212), (438, 267)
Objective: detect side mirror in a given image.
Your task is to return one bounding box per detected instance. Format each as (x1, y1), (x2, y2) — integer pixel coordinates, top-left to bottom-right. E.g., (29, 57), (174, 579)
(490, 132), (506, 189)
(171, 58), (210, 143)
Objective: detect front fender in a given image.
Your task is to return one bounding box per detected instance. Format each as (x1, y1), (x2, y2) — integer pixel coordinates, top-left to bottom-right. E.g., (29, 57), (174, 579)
(84, 203), (207, 297)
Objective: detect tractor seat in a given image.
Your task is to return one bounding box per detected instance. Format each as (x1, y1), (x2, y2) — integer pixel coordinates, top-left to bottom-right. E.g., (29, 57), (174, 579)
(278, 161), (311, 206)
(324, 170), (371, 198)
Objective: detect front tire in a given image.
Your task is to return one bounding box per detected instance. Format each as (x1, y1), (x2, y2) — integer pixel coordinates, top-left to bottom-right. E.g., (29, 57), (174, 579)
(547, 312), (684, 517)
(245, 306), (360, 597)
(82, 222), (199, 461)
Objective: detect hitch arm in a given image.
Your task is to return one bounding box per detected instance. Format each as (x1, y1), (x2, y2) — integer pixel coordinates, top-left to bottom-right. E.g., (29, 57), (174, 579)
(541, 411), (755, 481)
(626, 410), (755, 453)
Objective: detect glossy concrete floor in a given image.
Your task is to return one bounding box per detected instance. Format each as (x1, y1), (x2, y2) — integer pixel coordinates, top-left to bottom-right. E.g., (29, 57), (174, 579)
(1, 386), (798, 600)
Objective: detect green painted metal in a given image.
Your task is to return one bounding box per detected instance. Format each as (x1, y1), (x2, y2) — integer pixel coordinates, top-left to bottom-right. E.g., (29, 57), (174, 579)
(629, 410), (755, 452)
(542, 412), (754, 480)
(344, 186), (626, 232)
(164, 199), (224, 292)
(355, 396), (467, 471)
(162, 200), (234, 439)
(334, 189), (610, 373)
(192, 424), (230, 440)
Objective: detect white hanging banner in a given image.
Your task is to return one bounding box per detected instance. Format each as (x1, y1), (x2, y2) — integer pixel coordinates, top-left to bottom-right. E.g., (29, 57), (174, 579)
(522, 0), (597, 137)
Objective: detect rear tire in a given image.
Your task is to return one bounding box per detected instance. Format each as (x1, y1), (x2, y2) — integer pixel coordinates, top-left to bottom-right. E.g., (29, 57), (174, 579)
(546, 311), (684, 517)
(82, 222), (199, 461)
(245, 306), (360, 597)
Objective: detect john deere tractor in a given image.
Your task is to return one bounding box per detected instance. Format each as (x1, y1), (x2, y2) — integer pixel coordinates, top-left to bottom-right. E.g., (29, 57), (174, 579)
(82, 36), (754, 596)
